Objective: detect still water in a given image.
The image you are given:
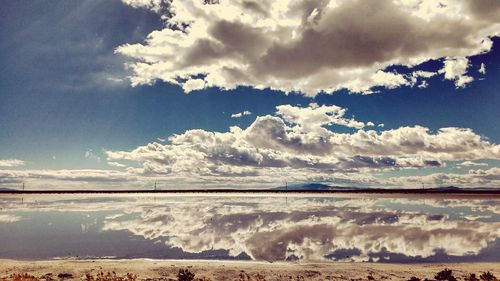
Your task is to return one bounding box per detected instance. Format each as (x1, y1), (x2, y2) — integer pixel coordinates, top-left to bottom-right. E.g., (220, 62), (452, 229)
(0, 193), (499, 262)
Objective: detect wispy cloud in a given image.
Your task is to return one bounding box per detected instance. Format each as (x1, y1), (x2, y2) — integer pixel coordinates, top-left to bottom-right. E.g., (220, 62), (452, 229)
(108, 162), (126, 168)
(457, 161), (489, 167)
(231, 111), (252, 118)
(0, 159), (25, 167)
(85, 149), (101, 163)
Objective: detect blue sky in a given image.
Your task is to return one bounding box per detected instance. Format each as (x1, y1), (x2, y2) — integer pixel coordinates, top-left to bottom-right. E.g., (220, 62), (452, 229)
(0, 0), (499, 189)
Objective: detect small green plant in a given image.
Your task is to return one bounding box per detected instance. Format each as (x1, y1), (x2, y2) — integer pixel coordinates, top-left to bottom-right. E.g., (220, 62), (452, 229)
(177, 269), (195, 281)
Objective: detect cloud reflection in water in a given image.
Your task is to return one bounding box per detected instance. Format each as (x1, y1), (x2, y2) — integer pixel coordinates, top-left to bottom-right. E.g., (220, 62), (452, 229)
(0, 194), (499, 262)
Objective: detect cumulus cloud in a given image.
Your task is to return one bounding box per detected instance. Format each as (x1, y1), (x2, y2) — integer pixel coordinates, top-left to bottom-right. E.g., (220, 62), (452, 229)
(231, 110), (252, 118)
(121, 0), (163, 12)
(2, 103), (498, 189)
(276, 103), (365, 130)
(104, 103), (500, 188)
(0, 159), (25, 167)
(117, 0), (499, 95)
(439, 57), (474, 88)
(182, 78), (206, 93)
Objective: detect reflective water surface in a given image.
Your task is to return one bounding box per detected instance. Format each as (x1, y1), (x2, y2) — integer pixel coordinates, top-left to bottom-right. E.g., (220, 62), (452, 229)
(0, 193), (499, 262)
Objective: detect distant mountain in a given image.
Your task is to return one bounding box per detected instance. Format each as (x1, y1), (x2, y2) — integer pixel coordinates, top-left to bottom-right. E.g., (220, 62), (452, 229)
(271, 184), (498, 192)
(272, 183), (361, 191)
(429, 186), (499, 191)
(432, 185), (462, 191)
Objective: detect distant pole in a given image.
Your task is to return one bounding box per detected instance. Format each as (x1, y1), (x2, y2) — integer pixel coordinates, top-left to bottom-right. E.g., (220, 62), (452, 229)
(154, 180), (157, 191)
(22, 182), (25, 191)
(285, 181), (288, 205)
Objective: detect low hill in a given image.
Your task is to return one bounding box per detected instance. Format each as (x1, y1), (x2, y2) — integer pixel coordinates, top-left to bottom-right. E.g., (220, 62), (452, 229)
(272, 183), (361, 191)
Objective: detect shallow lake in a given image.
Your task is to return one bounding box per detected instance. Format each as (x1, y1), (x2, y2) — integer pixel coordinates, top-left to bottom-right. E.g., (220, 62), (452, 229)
(0, 193), (499, 262)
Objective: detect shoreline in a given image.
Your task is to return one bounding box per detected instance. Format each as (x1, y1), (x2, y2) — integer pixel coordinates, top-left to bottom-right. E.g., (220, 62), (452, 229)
(1, 189), (500, 195)
(1, 190), (499, 200)
(1, 259), (499, 281)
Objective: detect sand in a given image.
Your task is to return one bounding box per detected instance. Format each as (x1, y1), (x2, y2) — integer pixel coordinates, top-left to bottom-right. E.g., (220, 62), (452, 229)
(0, 259), (498, 281)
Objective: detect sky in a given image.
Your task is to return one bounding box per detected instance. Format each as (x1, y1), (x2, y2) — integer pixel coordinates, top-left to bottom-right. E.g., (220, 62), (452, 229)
(0, 0), (499, 190)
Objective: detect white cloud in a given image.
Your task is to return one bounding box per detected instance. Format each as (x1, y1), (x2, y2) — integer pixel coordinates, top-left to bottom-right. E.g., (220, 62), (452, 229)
(371, 71), (411, 90)
(121, 0), (163, 12)
(85, 149), (101, 163)
(412, 71), (437, 79)
(1, 102), (499, 189)
(117, 0), (498, 96)
(0, 159), (25, 167)
(182, 78), (206, 93)
(439, 57), (474, 88)
(106, 77), (124, 83)
(0, 169), (139, 190)
(457, 161), (489, 167)
(104, 103), (500, 188)
(231, 110), (252, 118)
(417, 80), (429, 88)
(276, 103), (366, 130)
(108, 161), (127, 168)
(387, 167), (500, 188)
(479, 63), (486, 74)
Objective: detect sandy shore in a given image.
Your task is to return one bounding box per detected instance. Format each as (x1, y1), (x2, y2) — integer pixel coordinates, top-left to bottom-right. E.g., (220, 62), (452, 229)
(0, 259), (498, 281)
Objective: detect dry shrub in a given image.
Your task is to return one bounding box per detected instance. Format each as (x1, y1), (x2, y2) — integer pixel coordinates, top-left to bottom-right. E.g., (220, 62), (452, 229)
(177, 270), (194, 281)
(237, 272), (266, 281)
(9, 274), (39, 281)
(466, 274), (480, 281)
(85, 272), (137, 281)
(435, 268), (457, 281)
(480, 272), (497, 281)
